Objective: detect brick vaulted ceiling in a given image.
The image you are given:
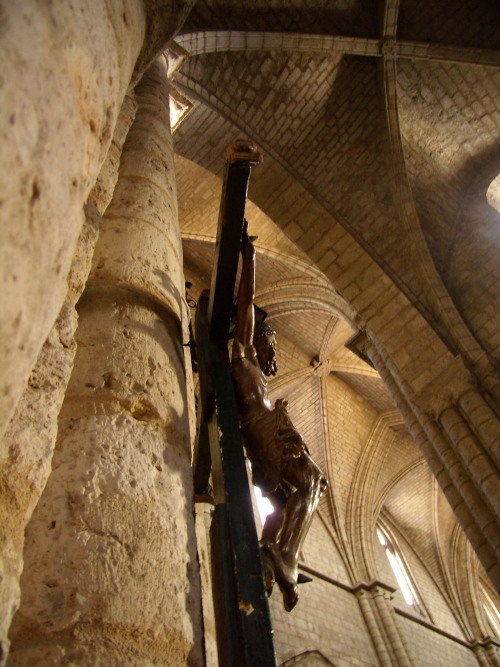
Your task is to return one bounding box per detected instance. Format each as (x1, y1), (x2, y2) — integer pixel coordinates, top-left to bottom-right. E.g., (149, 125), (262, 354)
(172, 0), (500, 364)
(171, 1), (499, 595)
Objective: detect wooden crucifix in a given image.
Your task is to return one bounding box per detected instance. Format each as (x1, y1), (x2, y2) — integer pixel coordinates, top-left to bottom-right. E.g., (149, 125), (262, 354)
(192, 139), (277, 667)
(192, 139), (327, 666)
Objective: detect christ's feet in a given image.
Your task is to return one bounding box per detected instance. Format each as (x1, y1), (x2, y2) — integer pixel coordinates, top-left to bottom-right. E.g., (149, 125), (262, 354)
(260, 544), (299, 612)
(260, 546), (276, 596)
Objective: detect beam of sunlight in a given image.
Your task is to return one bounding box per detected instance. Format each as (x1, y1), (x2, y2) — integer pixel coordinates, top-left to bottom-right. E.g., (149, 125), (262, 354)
(254, 485), (274, 525)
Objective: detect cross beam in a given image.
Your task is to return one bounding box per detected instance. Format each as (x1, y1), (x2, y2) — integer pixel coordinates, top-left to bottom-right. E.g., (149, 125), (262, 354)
(193, 141), (276, 667)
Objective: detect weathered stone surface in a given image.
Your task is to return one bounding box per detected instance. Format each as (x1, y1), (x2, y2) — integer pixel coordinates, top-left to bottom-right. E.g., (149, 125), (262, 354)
(66, 203), (103, 304)
(0, 0), (147, 437)
(10, 413), (199, 667)
(9, 59), (203, 666)
(90, 65), (184, 318)
(61, 287), (189, 429)
(0, 199), (103, 662)
(88, 93), (139, 216)
(0, 299), (77, 664)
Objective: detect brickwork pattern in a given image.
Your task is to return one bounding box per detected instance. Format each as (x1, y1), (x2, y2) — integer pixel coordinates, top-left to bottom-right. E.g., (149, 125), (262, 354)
(333, 371), (395, 413)
(175, 92), (500, 607)
(397, 60), (500, 211)
(375, 436), (425, 512)
(449, 223), (500, 362)
(174, 60), (440, 326)
(175, 15), (496, 380)
(398, 615), (478, 667)
(270, 330), (312, 378)
(173, 30), (500, 656)
(325, 374), (379, 522)
(182, 238), (312, 307)
(182, 0), (378, 39)
(397, 59), (500, 361)
(188, 253), (497, 666)
(270, 310), (333, 361)
(2, 3), (499, 666)
(176, 152), (314, 269)
(396, 534), (468, 638)
(255, 254), (311, 292)
(270, 575), (379, 667)
(177, 50), (418, 282)
(302, 513), (350, 583)
(329, 343), (374, 371)
(398, 0), (500, 49)
(401, 146), (463, 269)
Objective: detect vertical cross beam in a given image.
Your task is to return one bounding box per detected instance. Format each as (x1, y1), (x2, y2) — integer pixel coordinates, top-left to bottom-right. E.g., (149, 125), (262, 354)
(193, 141), (276, 667)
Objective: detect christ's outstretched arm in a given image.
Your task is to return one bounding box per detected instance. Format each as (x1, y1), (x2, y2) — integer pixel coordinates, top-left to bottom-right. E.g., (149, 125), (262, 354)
(233, 222), (256, 353)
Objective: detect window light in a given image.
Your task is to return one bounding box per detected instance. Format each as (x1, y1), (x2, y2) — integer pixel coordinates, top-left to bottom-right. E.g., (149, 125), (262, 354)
(481, 584), (500, 638)
(377, 526), (419, 608)
(254, 484), (274, 524)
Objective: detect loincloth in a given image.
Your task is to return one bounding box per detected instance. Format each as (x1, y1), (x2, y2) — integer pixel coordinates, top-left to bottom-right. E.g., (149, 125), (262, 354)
(241, 399), (309, 494)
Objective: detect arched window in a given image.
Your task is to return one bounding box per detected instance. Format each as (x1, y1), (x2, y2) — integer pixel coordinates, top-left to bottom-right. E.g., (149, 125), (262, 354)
(376, 525), (425, 616)
(480, 582), (500, 638)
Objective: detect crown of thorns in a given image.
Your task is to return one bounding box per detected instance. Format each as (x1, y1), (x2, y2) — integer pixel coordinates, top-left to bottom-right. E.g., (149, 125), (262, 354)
(254, 321), (276, 340)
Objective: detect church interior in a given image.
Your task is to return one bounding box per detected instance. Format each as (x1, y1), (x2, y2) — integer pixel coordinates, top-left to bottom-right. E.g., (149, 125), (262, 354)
(0, 1), (499, 665)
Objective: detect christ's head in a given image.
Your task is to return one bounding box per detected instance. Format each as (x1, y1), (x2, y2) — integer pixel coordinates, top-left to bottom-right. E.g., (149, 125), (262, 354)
(254, 322), (277, 376)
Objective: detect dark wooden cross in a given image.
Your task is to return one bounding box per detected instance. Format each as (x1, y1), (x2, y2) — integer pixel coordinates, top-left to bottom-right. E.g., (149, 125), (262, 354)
(192, 141), (277, 667)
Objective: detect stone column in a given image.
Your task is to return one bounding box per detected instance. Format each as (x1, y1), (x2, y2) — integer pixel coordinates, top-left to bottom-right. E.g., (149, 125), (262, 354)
(356, 586), (393, 667)
(472, 641), (500, 667)
(87, 92), (139, 217)
(8, 57), (202, 666)
(355, 582), (415, 667)
(0, 0), (148, 436)
(0, 92), (139, 664)
(360, 333), (500, 592)
(0, 0), (196, 438)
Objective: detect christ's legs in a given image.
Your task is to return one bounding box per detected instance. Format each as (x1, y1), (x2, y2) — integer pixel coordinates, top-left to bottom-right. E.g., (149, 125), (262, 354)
(261, 454), (326, 611)
(278, 455), (325, 563)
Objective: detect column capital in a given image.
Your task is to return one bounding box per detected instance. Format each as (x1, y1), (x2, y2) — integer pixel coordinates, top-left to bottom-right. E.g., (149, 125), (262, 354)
(352, 579), (397, 598)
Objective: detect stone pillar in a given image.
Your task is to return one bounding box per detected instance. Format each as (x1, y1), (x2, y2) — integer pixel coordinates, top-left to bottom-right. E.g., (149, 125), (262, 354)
(8, 57), (202, 666)
(0, 0), (149, 436)
(359, 333), (500, 592)
(0, 297), (78, 666)
(355, 582), (415, 667)
(356, 587), (393, 667)
(472, 641), (500, 667)
(457, 391), (500, 465)
(87, 92), (139, 216)
(0, 92), (139, 663)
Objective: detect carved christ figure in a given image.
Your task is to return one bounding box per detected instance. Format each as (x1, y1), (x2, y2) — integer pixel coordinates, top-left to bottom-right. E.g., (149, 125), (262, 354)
(231, 225), (327, 611)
